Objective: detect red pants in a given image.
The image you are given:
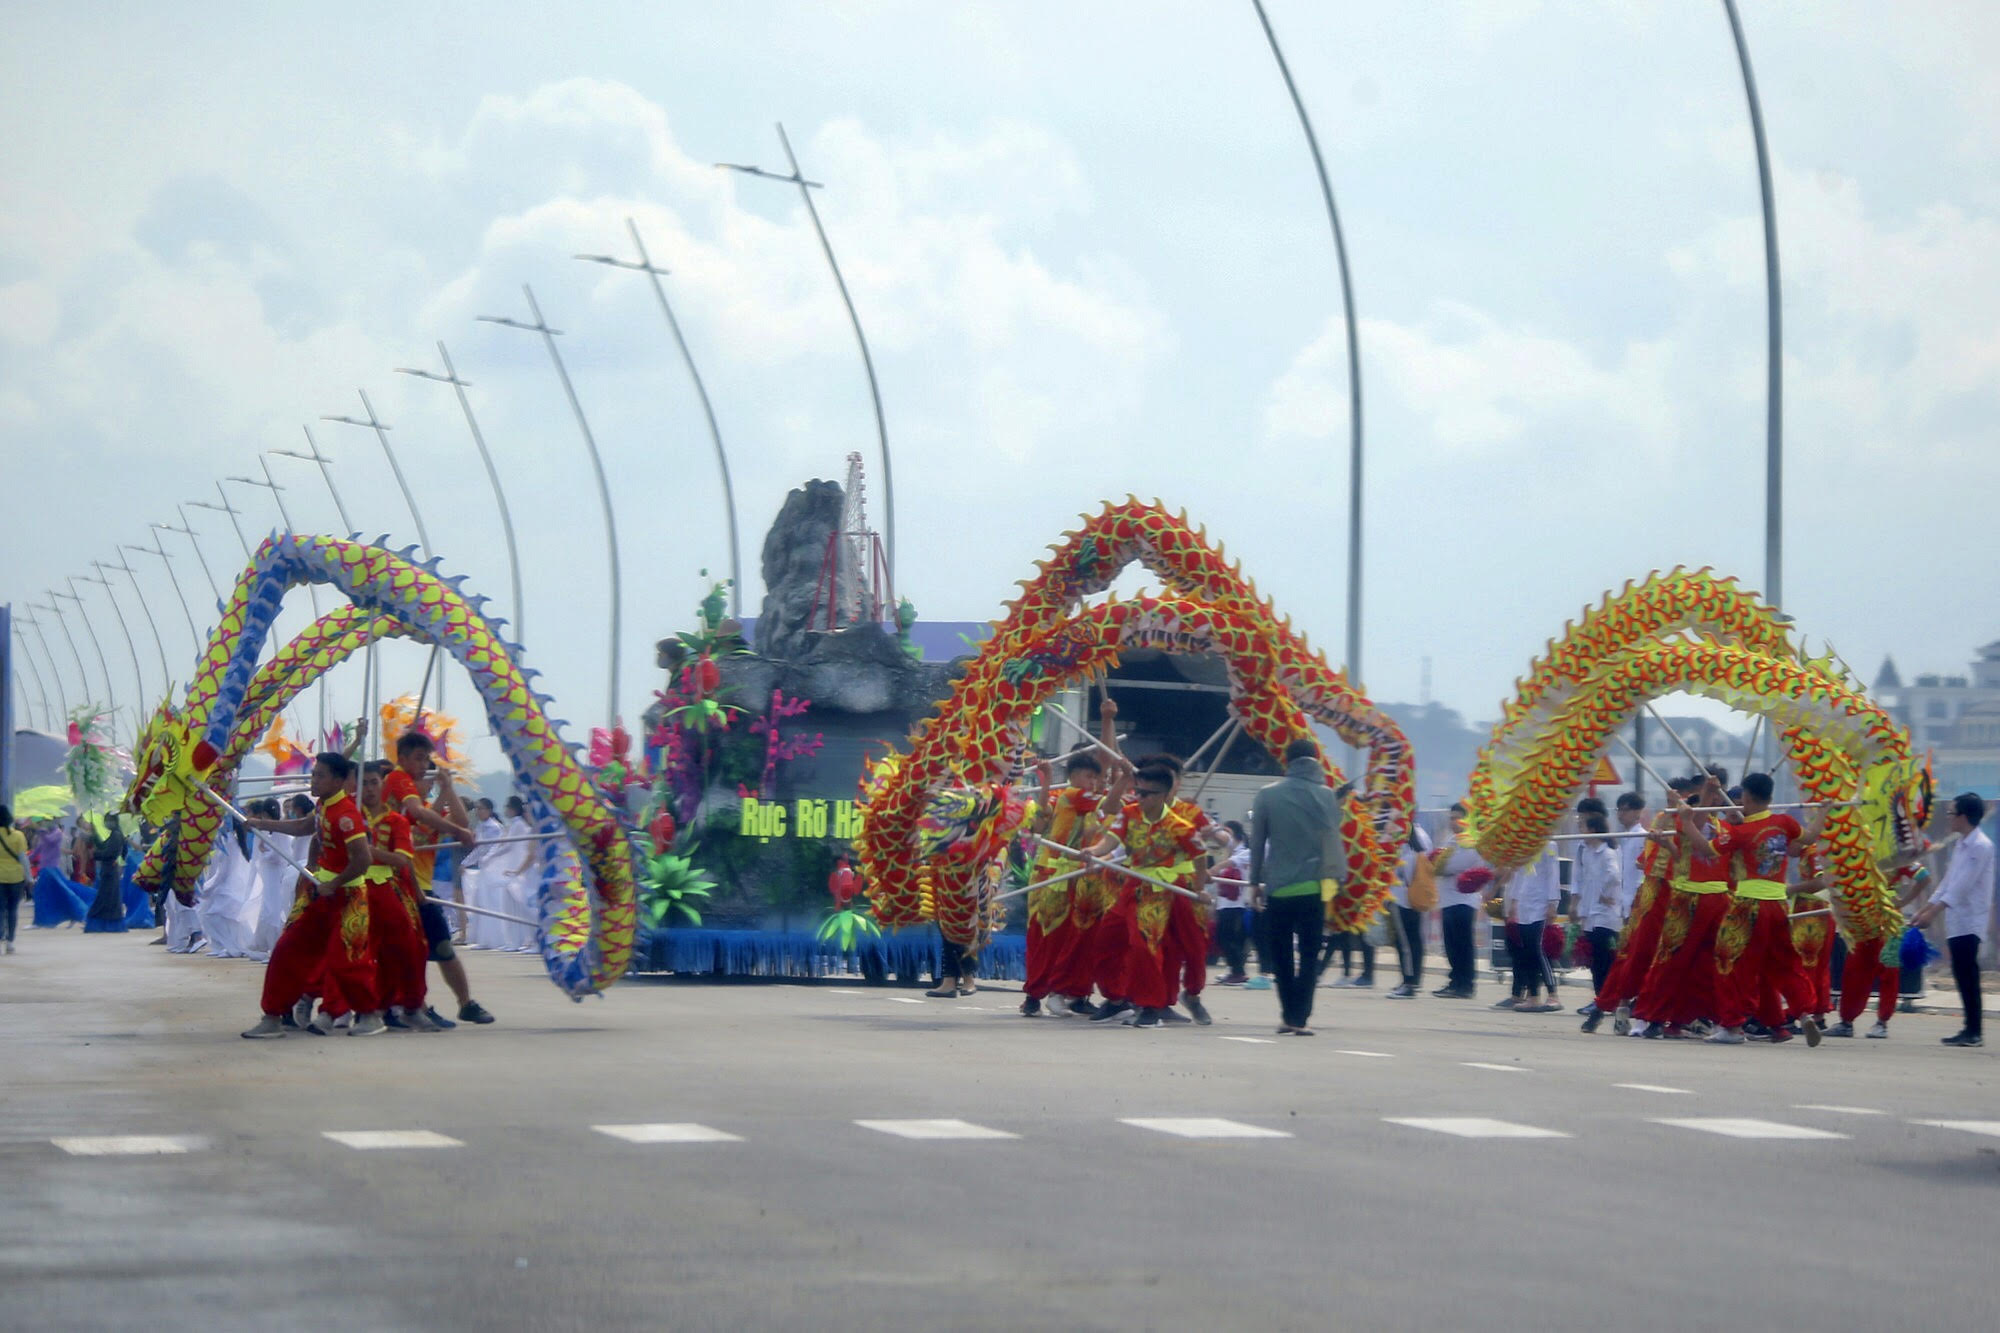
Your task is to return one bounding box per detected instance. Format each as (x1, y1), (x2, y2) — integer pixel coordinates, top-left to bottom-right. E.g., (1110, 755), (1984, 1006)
(1633, 889), (1730, 1027)
(1838, 935), (1900, 1026)
(367, 881), (428, 1012)
(1595, 878), (1668, 1011)
(261, 888), (377, 1017)
(1160, 895), (1211, 1000)
(1714, 898), (1814, 1030)
(1025, 870), (1108, 1000)
(1793, 917), (1833, 1017)
(1094, 883), (1174, 1009)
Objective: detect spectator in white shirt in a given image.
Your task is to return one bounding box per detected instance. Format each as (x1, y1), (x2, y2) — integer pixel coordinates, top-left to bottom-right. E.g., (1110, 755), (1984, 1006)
(1499, 848), (1561, 1012)
(1433, 803), (1493, 999)
(1386, 821), (1434, 998)
(1573, 815), (1625, 1012)
(1913, 792), (1993, 1048)
(1614, 791), (1647, 918)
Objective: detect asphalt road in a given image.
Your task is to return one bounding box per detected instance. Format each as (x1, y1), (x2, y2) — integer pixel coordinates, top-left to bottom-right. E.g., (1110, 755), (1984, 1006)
(4, 930), (1996, 1333)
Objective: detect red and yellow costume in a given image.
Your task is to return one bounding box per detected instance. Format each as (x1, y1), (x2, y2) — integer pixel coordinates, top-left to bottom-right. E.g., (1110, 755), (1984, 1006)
(1160, 799), (1218, 1001)
(363, 805), (429, 1014)
(1632, 813), (1734, 1028)
(260, 789), (378, 1017)
(1094, 801), (1206, 1009)
(1712, 812), (1815, 1031)
(1593, 815), (1673, 1012)
(1024, 786), (1110, 1002)
(1790, 848), (1834, 1018)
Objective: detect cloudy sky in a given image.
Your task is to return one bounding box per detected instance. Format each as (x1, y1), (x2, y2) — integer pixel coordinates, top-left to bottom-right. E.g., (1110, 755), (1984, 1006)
(5, 1), (1997, 769)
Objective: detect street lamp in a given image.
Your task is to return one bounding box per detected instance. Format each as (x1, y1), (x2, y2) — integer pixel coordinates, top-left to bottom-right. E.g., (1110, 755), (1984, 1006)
(1250, 0), (1365, 692)
(80, 565), (148, 725)
(17, 610), (70, 723)
(575, 219), (743, 618)
(323, 390), (446, 719)
(225, 471), (329, 733)
(396, 344), (526, 640)
(123, 539), (199, 653)
(52, 583), (117, 738)
(479, 285), (623, 728)
(100, 556), (169, 697)
(1721, 0), (1783, 609)
(719, 123), (896, 587)
(158, 507), (223, 606)
(190, 483), (254, 562)
(9, 614), (55, 731)
(38, 596), (93, 720)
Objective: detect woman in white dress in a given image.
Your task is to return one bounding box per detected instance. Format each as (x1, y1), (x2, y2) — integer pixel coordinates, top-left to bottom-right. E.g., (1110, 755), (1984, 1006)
(199, 826), (260, 958)
(497, 796), (538, 952)
(248, 796), (312, 961)
(462, 800), (508, 949)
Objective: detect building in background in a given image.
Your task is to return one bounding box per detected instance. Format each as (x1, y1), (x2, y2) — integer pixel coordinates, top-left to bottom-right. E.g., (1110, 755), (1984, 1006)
(1874, 640), (2000, 798)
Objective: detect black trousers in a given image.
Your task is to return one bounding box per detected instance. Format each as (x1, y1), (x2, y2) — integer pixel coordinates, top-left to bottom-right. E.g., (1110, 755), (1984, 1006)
(1440, 904), (1477, 992)
(1390, 904), (1424, 986)
(1508, 921), (1547, 999)
(1322, 930), (1374, 979)
(1587, 926), (1619, 998)
(938, 934), (977, 985)
(1215, 909), (1249, 975)
(1948, 934), (1983, 1037)
(1266, 894), (1324, 1028)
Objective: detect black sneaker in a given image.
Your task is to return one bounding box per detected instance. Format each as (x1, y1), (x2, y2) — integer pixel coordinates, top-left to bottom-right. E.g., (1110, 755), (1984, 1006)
(1385, 983), (1416, 998)
(383, 1010), (411, 1031)
(1158, 1006), (1193, 1025)
(1019, 996), (1041, 1017)
(1069, 998), (1100, 1018)
(1580, 1008), (1604, 1033)
(458, 1000), (496, 1025)
(1941, 1031), (1983, 1047)
(425, 1005), (459, 1030)
(1186, 997), (1212, 1026)
(1090, 999), (1133, 1024)
(1132, 1007), (1163, 1028)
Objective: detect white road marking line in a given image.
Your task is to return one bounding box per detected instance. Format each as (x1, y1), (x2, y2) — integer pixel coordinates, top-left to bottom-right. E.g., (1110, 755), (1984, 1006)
(855, 1119), (1019, 1141)
(826, 988), (865, 995)
(322, 1130), (465, 1150)
(1462, 1061), (1530, 1073)
(52, 1135), (205, 1156)
(1794, 1104), (1886, 1116)
(1912, 1120), (2000, 1138)
(1650, 1118), (1847, 1141)
(1615, 1083), (1694, 1095)
(592, 1123), (743, 1144)
(1220, 1036), (1276, 1044)
(1386, 1118), (1569, 1139)
(1120, 1117), (1292, 1139)
(887, 997), (926, 1005)
(1335, 1049), (1395, 1058)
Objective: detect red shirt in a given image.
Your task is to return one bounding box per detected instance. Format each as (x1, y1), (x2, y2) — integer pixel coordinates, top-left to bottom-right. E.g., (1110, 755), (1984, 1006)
(382, 767), (437, 889)
(315, 790), (368, 876)
(1717, 813), (1803, 884)
(1107, 802), (1206, 872)
(368, 807), (417, 893)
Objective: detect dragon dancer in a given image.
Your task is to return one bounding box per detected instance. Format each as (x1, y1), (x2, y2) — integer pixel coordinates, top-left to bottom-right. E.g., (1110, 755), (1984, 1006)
(1021, 743), (1114, 1019)
(1628, 767), (1736, 1038)
(1152, 752), (1221, 1026)
(240, 752), (381, 1038)
(1584, 775), (1694, 1035)
(361, 760), (438, 1032)
(1704, 772), (1825, 1046)
(1080, 756), (1207, 1029)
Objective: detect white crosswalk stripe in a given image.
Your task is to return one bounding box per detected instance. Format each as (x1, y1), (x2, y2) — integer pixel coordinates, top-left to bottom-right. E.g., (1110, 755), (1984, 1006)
(1911, 1120), (2000, 1138)
(1120, 1117), (1291, 1139)
(1335, 1049), (1395, 1058)
(52, 1135), (205, 1156)
(322, 1130), (465, 1150)
(1794, 1104), (1885, 1116)
(1462, 1061), (1530, 1073)
(887, 997), (925, 1005)
(1650, 1118), (1847, 1141)
(1386, 1118), (1568, 1139)
(1219, 1036), (1276, 1044)
(855, 1119), (1018, 1140)
(593, 1123), (743, 1144)
(1615, 1084), (1694, 1095)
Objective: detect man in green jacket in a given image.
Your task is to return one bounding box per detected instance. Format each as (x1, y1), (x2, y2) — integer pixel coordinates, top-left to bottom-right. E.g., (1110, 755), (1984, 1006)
(1249, 738), (1348, 1035)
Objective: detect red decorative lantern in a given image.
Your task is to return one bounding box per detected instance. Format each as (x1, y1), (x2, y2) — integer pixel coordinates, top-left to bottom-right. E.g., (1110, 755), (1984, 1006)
(648, 808), (677, 854)
(828, 858), (859, 907)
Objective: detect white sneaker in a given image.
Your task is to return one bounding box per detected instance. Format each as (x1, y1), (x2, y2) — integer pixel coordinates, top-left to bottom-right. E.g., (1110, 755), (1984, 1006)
(350, 1012), (386, 1037)
(307, 1011), (337, 1037)
(240, 1015), (285, 1040)
(1045, 995), (1071, 1017)
(1866, 1021), (1890, 1039)
(291, 997), (315, 1029)
(1628, 1021), (1653, 1038)
(403, 1006), (441, 1032)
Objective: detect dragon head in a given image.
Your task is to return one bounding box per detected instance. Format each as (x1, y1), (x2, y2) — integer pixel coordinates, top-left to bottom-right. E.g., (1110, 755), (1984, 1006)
(1857, 753), (1934, 868)
(125, 704), (220, 826)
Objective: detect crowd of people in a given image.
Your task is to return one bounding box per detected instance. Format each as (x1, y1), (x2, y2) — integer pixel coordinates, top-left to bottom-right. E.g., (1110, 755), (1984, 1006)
(934, 734), (1995, 1049)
